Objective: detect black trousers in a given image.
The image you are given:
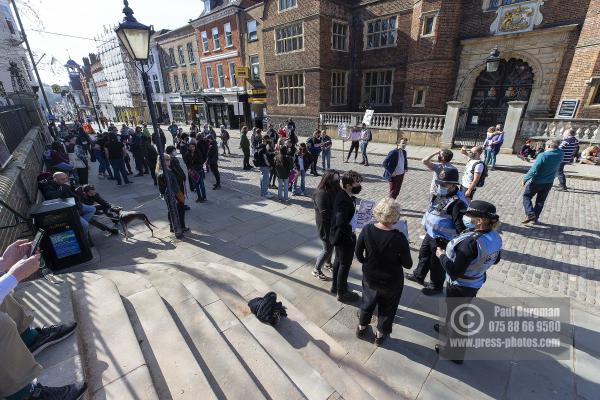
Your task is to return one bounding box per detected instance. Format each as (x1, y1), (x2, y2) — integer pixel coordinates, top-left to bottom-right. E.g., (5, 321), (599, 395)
(444, 284), (479, 361)
(168, 201), (186, 230)
(210, 162), (220, 186)
(331, 235), (356, 294)
(124, 154), (133, 174)
(359, 281), (403, 335)
(346, 141), (360, 161)
(413, 234), (446, 289)
(243, 149), (251, 169)
(310, 153), (319, 174)
(76, 167), (88, 185)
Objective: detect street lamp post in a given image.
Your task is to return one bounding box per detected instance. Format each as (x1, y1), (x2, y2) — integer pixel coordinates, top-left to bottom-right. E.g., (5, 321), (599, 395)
(115, 0), (182, 237)
(453, 47), (501, 101)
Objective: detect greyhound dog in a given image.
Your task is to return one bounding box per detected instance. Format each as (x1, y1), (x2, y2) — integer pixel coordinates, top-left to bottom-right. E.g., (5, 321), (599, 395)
(106, 207), (157, 240)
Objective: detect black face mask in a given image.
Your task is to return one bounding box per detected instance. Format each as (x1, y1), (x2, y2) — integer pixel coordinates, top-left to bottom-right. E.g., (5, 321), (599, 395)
(351, 185), (362, 195)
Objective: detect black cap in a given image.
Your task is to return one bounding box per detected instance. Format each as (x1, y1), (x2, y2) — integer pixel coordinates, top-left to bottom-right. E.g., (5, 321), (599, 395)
(435, 166), (460, 185)
(465, 200), (499, 220)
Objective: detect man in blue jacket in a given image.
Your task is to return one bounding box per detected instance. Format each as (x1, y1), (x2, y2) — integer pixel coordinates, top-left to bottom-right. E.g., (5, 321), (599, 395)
(522, 139), (563, 224)
(382, 138), (408, 199)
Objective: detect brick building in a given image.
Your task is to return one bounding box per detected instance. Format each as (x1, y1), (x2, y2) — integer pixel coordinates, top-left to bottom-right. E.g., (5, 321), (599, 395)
(261, 0), (600, 136)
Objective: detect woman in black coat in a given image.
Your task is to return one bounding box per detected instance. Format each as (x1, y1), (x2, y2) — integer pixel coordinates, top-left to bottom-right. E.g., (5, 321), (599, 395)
(312, 170), (340, 281)
(183, 142), (207, 202)
(355, 197), (413, 345)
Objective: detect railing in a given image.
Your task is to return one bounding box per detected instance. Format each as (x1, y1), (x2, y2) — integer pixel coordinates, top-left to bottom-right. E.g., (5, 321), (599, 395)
(320, 112), (445, 132)
(0, 105), (33, 153)
(520, 118), (600, 143)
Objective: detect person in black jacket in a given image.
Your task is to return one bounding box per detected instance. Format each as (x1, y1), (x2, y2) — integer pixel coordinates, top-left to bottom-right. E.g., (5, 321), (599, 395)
(145, 142), (159, 185)
(183, 142), (207, 202)
(207, 136), (221, 189)
(355, 198), (413, 345)
(330, 170), (363, 303)
(312, 170), (340, 281)
(382, 138), (408, 199)
(274, 146), (293, 202)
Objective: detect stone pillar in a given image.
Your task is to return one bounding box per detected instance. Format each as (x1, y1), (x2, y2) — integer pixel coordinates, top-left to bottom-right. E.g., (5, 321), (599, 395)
(441, 101), (462, 148)
(501, 101), (528, 154)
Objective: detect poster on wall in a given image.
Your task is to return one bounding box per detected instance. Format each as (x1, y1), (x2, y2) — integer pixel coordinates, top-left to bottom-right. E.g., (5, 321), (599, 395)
(555, 99), (579, 119)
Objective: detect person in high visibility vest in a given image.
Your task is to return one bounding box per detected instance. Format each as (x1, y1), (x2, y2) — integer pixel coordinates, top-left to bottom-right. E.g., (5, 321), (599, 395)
(433, 200), (502, 364)
(406, 166), (467, 295)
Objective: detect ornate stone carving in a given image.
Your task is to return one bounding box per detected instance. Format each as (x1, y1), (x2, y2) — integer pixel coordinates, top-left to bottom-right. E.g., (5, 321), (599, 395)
(490, 1), (544, 36)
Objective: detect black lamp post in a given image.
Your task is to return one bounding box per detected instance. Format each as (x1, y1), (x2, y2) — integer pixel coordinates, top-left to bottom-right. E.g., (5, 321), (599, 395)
(115, 0), (182, 237)
(453, 47), (501, 101)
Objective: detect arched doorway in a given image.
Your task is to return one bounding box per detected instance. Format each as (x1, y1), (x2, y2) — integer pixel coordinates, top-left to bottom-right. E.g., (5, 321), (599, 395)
(455, 58), (534, 146)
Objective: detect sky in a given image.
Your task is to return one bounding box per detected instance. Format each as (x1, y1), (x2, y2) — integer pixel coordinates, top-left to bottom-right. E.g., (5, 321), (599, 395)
(18, 0), (204, 85)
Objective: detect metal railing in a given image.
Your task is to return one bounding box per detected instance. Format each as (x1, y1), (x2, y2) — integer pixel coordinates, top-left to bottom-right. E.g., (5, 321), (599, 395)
(520, 118), (600, 143)
(320, 112), (445, 132)
(0, 105), (33, 153)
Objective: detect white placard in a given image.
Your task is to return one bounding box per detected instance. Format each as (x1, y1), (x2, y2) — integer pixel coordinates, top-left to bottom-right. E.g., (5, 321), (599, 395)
(337, 122), (348, 139)
(351, 199), (410, 241)
(362, 109), (374, 126)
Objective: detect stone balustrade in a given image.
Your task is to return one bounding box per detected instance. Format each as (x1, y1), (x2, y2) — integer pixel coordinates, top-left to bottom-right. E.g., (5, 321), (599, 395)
(520, 118), (600, 143)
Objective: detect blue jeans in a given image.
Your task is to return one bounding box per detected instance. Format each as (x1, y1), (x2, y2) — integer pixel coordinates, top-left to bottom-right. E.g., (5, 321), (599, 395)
(277, 178), (289, 201)
(192, 169), (206, 200)
(523, 182), (552, 219)
(557, 162), (567, 188)
(95, 150), (113, 177)
(259, 166), (270, 196)
(109, 158), (131, 185)
(484, 149), (496, 167)
(314, 238), (334, 273)
(53, 162), (73, 172)
(293, 170), (306, 194)
(321, 149), (331, 170)
(360, 142), (369, 164)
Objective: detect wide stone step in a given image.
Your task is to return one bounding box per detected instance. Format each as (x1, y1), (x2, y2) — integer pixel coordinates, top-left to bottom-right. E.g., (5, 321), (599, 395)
(95, 269), (217, 400)
(70, 274), (158, 399)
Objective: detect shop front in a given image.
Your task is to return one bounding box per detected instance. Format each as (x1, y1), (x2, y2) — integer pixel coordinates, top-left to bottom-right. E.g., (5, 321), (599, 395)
(248, 88), (267, 129)
(202, 93), (249, 130)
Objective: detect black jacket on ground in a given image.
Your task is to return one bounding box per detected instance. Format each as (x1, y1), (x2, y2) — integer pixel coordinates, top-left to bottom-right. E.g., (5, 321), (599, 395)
(330, 191), (356, 246)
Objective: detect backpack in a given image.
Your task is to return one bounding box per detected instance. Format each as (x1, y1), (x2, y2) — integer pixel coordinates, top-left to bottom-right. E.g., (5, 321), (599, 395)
(471, 161), (488, 187)
(365, 129), (372, 142)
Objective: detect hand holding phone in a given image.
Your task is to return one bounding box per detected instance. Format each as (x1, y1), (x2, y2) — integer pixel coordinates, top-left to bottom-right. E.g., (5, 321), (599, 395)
(29, 229), (45, 257)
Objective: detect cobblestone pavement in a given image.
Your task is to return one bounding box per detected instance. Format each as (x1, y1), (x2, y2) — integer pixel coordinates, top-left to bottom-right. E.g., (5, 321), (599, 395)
(210, 147), (600, 309)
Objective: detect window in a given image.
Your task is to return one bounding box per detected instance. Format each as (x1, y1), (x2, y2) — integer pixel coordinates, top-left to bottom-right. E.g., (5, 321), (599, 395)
(487, 0), (529, 11)
(365, 17), (397, 49)
(217, 64), (225, 88)
(206, 66), (214, 88)
(168, 48), (176, 66)
(279, 0), (297, 11)
(331, 71), (348, 105)
(275, 23), (303, 54)
(152, 74), (160, 93)
(182, 73), (189, 92)
(247, 19), (257, 41)
(212, 27), (220, 50)
(229, 63), (236, 87)
(592, 85), (600, 105)
(173, 75), (180, 91)
(192, 73), (199, 91)
(363, 70), (393, 105)
(163, 52), (171, 68)
(278, 73), (304, 105)
(187, 43), (195, 63)
(224, 23), (233, 47)
(413, 86), (426, 107)
(178, 46), (185, 64)
(164, 77), (171, 92)
(421, 14), (437, 37)
(148, 52), (155, 65)
(332, 21), (348, 51)
(249, 55), (260, 81)
(201, 31), (209, 52)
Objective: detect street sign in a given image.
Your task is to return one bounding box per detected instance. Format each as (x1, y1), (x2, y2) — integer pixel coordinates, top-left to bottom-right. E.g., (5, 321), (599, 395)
(362, 109), (374, 125)
(556, 99), (579, 119)
(235, 66), (250, 79)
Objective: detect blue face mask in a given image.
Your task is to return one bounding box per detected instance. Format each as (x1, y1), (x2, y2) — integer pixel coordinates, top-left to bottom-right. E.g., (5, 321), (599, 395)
(463, 215), (476, 229)
(436, 186), (449, 196)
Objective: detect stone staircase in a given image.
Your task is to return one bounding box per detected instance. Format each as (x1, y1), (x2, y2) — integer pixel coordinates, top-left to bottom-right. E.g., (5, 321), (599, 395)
(15, 261), (403, 400)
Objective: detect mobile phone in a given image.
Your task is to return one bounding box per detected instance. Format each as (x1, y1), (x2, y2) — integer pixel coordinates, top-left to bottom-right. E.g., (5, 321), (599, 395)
(29, 229), (45, 257)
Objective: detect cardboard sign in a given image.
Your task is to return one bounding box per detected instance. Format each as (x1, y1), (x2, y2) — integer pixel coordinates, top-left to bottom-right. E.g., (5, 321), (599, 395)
(351, 199), (410, 241)
(362, 109), (374, 126)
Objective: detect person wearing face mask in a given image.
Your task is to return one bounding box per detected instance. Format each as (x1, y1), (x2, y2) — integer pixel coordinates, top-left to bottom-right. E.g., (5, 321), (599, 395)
(312, 170), (341, 281)
(433, 200), (502, 364)
(382, 138), (409, 199)
(405, 167), (467, 295)
(329, 170), (363, 303)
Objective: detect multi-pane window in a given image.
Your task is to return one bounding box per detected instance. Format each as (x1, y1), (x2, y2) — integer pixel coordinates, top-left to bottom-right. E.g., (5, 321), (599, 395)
(173, 75), (180, 91)
(152, 74), (160, 93)
(163, 52), (171, 68)
(332, 22), (348, 51)
(212, 27), (220, 50)
(279, 0), (297, 11)
(331, 71), (348, 105)
(217, 64), (225, 88)
(201, 31), (209, 52)
(363, 70), (393, 105)
(191, 73), (199, 91)
(229, 63), (236, 87)
(275, 23), (303, 54)
(278, 73), (304, 105)
(224, 23), (233, 47)
(249, 55), (260, 81)
(178, 46), (185, 64)
(365, 17), (397, 49)
(182, 73), (189, 91)
(164, 77), (171, 92)
(206, 66), (214, 88)
(187, 43), (195, 62)
(168, 48), (176, 66)
(247, 19), (257, 41)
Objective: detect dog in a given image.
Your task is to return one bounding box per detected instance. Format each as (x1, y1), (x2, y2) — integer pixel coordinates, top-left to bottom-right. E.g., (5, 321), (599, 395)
(106, 207), (157, 240)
